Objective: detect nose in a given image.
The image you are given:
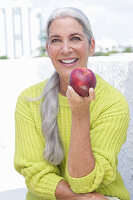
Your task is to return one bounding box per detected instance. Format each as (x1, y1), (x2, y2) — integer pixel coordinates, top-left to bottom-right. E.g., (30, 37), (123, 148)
(60, 41), (73, 54)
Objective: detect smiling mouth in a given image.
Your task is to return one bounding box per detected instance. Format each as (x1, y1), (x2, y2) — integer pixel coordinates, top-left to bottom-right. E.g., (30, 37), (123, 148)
(59, 58), (78, 64)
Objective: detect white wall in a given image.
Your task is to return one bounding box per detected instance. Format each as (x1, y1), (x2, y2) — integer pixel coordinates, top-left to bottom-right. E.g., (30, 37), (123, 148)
(0, 54), (133, 198)
(88, 54), (133, 199)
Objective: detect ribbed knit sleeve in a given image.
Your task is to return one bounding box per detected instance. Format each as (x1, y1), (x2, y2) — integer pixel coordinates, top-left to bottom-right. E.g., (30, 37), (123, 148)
(65, 76), (129, 194)
(14, 88), (64, 200)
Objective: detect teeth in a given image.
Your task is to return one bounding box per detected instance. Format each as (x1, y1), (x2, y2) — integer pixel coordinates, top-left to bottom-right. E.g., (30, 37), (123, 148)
(61, 59), (77, 64)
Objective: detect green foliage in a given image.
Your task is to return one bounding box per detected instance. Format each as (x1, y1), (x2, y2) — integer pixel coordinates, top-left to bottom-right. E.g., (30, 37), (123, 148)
(34, 30), (48, 57)
(0, 55), (9, 59)
(93, 50), (119, 56)
(122, 46), (133, 53)
(104, 50), (119, 56)
(35, 47), (47, 57)
(93, 52), (105, 56)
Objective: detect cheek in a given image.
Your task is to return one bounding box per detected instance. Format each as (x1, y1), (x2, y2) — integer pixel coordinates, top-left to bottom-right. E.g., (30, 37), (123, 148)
(47, 47), (58, 58)
(78, 41), (89, 52)
(78, 44), (89, 59)
(48, 49), (54, 58)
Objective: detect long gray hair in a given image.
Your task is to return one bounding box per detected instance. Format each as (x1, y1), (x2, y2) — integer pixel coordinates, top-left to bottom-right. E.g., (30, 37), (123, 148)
(41, 7), (94, 165)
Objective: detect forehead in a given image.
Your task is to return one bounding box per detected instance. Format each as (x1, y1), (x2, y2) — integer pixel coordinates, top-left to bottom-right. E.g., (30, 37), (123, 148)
(48, 17), (84, 36)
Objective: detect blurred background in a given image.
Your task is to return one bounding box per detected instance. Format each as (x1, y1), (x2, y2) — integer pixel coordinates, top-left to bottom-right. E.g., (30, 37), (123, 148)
(0, 0), (133, 59)
(0, 0), (133, 199)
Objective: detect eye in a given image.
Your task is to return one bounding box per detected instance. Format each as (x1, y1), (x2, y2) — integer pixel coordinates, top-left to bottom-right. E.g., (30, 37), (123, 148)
(71, 37), (81, 41)
(51, 38), (61, 43)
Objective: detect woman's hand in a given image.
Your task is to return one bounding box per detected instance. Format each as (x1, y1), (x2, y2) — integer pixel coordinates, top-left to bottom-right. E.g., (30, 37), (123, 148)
(55, 180), (107, 200)
(70, 192), (108, 200)
(66, 86), (95, 116)
(80, 192), (108, 200)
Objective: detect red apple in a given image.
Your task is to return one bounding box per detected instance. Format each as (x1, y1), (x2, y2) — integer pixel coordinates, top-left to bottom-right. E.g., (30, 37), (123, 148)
(69, 67), (97, 97)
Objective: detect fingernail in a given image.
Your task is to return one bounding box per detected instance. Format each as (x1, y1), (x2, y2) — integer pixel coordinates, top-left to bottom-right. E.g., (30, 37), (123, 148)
(90, 88), (94, 92)
(68, 85), (72, 90)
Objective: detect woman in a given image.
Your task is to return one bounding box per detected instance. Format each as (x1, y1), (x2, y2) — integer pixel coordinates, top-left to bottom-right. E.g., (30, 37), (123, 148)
(14, 7), (130, 200)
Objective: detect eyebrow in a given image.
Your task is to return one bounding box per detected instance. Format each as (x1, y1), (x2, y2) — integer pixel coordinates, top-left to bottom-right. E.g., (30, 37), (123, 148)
(49, 33), (83, 39)
(70, 33), (83, 37)
(49, 35), (60, 39)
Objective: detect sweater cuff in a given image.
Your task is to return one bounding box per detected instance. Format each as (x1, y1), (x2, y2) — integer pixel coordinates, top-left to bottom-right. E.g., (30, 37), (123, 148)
(42, 174), (64, 200)
(66, 162), (103, 193)
(25, 173), (64, 200)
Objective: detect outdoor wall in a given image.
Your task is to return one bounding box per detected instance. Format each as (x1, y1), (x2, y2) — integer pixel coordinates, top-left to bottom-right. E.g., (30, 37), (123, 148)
(0, 54), (133, 198)
(88, 54), (133, 199)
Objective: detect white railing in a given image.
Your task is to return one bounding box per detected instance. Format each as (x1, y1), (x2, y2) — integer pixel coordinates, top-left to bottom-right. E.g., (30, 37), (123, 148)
(0, 6), (43, 58)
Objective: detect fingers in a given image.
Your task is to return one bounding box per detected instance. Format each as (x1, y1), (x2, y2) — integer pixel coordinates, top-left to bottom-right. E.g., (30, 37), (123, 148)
(66, 86), (95, 102)
(89, 88), (95, 101)
(66, 86), (82, 101)
(66, 85), (73, 98)
(66, 86), (95, 114)
(84, 88), (95, 102)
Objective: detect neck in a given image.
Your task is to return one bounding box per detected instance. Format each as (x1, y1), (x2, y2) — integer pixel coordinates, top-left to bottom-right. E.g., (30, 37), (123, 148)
(59, 77), (69, 96)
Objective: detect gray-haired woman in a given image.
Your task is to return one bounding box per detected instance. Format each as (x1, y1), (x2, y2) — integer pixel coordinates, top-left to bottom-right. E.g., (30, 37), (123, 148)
(14, 7), (130, 200)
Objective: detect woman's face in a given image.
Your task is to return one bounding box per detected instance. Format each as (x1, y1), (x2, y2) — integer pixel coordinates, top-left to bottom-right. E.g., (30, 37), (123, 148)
(47, 16), (95, 85)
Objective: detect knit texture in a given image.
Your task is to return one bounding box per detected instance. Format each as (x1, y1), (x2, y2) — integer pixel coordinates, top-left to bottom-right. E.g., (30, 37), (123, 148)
(14, 74), (130, 200)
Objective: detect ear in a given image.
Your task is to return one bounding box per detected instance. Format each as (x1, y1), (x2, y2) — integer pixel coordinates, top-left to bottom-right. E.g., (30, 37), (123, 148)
(89, 38), (95, 56)
(46, 42), (49, 56)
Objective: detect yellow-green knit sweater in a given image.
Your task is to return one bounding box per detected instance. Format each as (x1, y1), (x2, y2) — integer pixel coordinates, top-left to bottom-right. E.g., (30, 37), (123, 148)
(14, 74), (130, 200)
